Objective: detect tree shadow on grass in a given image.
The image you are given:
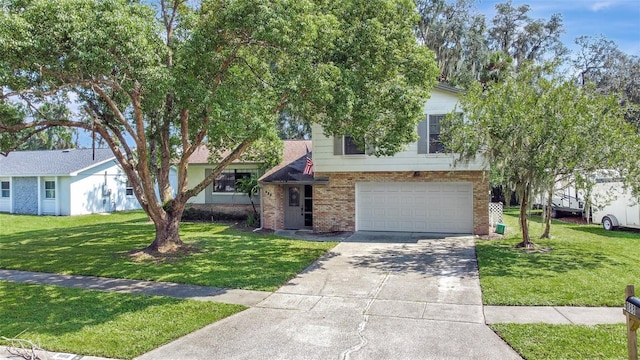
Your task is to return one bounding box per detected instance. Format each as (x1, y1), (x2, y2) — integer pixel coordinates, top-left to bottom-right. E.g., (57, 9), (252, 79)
(0, 281), (180, 337)
(476, 242), (616, 278)
(0, 217), (336, 291)
(570, 225), (640, 240)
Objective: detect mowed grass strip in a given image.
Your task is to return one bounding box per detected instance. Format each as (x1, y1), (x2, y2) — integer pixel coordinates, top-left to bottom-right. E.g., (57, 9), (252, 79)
(0, 212), (337, 291)
(491, 323), (626, 360)
(0, 281), (245, 359)
(477, 210), (640, 306)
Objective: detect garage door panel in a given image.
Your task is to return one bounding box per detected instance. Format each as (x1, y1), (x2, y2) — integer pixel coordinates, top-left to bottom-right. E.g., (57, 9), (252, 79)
(356, 182), (473, 233)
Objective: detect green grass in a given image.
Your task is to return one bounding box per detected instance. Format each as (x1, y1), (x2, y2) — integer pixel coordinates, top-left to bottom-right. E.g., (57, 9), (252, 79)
(491, 323), (627, 360)
(0, 280), (244, 359)
(0, 211), (337, 291)
(478, 210), (640, 306)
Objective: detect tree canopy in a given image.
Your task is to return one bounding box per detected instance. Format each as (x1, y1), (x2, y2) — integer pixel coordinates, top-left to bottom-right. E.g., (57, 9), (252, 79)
(443, 63), (634, 247)
(0, 0), (438, 252)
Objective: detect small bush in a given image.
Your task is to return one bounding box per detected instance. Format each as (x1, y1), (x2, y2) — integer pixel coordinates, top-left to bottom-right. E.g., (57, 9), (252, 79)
(181, 207), (247, 222)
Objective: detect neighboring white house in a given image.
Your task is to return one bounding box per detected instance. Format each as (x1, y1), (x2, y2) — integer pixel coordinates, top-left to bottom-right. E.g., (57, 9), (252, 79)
(0, 148), (176, 216)
(260, 83), (491, 235)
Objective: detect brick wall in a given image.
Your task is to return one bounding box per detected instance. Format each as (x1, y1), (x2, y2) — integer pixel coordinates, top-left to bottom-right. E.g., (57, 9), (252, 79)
(260, 183), (284, 229)
(313, 171), (489, 235)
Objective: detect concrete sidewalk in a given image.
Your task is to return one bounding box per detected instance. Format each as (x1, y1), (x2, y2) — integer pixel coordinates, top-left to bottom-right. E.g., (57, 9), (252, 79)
(1, 268), (624, 325)
(0, 269), (269, 306)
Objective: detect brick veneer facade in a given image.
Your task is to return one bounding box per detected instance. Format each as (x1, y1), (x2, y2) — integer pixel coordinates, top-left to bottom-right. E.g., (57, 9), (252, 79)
(260, 183), (285, 230)
(260, 171), (490, 235)
(312, 171), (490, 235)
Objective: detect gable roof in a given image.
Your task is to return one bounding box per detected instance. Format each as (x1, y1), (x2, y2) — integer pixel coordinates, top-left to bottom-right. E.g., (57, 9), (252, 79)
(188, 145), (262, 165)
(259, 140), (313, 183)
(0, 148), (116, 177)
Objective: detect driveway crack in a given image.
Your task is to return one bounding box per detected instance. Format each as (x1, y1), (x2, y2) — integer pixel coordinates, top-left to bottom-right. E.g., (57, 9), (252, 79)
(340, 272), (390, 360)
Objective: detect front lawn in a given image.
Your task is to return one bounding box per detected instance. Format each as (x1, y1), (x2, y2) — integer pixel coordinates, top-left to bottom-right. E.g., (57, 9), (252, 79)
(491, 323), (626, 360)
(0, 281), (244, 359)
(0, 212), (337, 291)
(477, 210), (640, 306)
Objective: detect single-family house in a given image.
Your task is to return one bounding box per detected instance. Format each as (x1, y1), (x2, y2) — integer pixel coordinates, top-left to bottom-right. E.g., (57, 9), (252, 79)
(260, 84), (490, 235)
(0, 148), (175, 215)
(186, 141), (313, 217)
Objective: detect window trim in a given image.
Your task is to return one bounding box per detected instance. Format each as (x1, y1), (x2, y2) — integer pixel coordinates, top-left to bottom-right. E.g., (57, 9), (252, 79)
(125, 180), (134, 196)
(418, 114), (452, 154)
(0, 181), (9, 198)
(44, 180), (56, 199)
(334, 135), (367, 156)
(213, 169), (259, 193)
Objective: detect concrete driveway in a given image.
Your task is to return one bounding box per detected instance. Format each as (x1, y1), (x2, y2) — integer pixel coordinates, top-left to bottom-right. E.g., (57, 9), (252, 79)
(136, 233), (521, 360)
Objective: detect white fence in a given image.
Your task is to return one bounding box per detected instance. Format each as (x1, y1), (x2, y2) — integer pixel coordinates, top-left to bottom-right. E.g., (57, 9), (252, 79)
(489, 202), (503, 227)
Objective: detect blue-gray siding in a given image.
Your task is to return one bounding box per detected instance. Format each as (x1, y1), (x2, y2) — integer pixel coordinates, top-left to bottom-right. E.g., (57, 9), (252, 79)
(13, 177), (38, 214)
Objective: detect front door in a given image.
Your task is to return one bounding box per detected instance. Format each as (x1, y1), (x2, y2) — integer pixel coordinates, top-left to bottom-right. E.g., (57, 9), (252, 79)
(284, 185), (304, 229)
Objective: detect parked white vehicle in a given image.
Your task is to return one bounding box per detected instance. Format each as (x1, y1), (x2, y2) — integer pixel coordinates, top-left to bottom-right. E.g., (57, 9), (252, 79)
(534, 179), (585, 218)
(590, 179), (640, 231)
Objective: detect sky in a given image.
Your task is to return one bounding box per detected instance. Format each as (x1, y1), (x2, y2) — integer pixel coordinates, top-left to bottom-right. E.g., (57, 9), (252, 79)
(474, 0), (640, 56)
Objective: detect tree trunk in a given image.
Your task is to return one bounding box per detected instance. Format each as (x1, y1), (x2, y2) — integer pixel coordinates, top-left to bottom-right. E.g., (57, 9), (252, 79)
(146, 210), (184, 253)
(540, 188), (553, 239)
(516, 187), (533, 248)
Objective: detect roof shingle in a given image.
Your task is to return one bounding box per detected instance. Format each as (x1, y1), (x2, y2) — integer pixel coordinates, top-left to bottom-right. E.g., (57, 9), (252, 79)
(0, 148), (116, 176)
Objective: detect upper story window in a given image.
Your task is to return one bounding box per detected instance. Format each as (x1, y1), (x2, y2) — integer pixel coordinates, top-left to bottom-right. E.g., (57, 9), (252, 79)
(0, 181), (9, 198)
(214, 170), (257, 193)
(334, 135), (366, 155)
(125, 180), (134, 196)
(418, 114), (448, 154)
(44, 181), (56, 199)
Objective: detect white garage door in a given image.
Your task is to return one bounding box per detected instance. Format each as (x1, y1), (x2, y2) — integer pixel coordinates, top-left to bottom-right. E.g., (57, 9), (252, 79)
(356, 182), (473, 233)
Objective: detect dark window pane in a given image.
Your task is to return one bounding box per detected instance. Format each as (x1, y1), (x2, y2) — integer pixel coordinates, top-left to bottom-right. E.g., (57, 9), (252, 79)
(429, 115), (446, 153)
(214, 171), (236, 192)
(304, 213), (313, 227)
(344, 135), (365, 155)
(1, 181), (9, 198)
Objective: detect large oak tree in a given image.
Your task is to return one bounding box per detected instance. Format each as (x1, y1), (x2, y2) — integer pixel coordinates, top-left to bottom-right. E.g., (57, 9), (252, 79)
(0, 0), (438, 252)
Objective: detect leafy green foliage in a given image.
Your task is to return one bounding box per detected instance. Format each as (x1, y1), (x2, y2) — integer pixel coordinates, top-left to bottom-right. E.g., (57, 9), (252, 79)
(492, 323), (626, 360)
(0, 281), (244, 359)
(0, 0), (438, 249)
(0, 211), (336, 291)
(444, 63), (633, 245)
(477, 211), (640, 306)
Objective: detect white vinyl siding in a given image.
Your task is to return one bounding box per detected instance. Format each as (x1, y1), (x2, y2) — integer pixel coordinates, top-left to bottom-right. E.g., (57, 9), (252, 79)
(312, 87), (486, 173)
(356, 182), (473, 233)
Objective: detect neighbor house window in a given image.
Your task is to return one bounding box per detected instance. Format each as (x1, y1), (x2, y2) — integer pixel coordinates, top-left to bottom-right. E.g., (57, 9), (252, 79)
(334, 135), (366, 155)
(125, 180), (134, 196)
(214, 170), (253, 192)
(418, 114), (449, 154)
(0, 181), (9, 198)
(44, 181), (55, 199)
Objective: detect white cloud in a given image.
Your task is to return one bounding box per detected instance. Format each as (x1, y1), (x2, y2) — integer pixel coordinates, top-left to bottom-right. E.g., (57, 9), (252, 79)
(590, 1), (614, 11)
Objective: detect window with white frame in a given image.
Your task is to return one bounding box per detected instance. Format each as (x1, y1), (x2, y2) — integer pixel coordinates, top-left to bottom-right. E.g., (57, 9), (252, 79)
(334, 135), (366, 155)
(125, 180), (134, 196)
(418, 114), (449, 154)
(0, 181), (9, 198)
(44, 181), (56, 199)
